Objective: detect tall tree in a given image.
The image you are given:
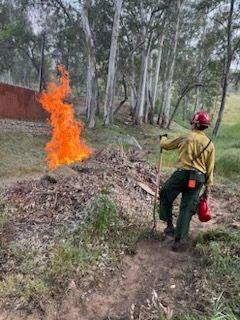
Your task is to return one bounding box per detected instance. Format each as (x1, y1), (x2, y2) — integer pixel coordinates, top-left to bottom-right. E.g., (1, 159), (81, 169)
(159, 0), (183, 128)
(80, 1), (98, 128)
(213, 0), (235, 136)
(133, 0), (169, 124)
(104, 0), (123, 126)
(151, 32), (165, 118)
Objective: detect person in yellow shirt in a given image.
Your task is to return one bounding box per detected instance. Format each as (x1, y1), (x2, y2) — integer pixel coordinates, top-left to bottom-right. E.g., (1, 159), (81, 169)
(159, 111), (215, 251)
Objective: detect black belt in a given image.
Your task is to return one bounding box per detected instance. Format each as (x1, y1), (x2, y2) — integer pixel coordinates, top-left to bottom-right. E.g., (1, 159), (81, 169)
(176, 168), (205, 176)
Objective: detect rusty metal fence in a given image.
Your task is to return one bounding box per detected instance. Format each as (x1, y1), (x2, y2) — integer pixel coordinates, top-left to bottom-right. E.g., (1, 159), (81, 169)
(0, 83), (48, 121)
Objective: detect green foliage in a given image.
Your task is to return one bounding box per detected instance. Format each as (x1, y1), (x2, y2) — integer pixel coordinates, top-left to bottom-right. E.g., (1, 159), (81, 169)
(47, 242), (101, 292)
(0, 243), (50, 306)
(178, 307), (239, 320)
(0, 273), (50, 307)
(86, 195), (118, 237)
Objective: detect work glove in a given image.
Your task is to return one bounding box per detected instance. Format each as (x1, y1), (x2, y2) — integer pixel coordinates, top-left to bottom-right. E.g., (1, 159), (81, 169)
(202, 186), (210, 199)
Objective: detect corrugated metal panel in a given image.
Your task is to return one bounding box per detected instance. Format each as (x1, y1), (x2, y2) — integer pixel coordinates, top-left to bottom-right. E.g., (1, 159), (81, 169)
(0, 83), (48, 121)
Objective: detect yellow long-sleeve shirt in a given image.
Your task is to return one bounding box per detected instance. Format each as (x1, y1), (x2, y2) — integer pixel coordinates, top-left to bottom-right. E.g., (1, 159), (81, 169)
(160, 130), (215, 187)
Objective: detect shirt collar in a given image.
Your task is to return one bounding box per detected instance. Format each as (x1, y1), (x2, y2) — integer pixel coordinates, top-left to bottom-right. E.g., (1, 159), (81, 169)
(192, 129), (207, 137)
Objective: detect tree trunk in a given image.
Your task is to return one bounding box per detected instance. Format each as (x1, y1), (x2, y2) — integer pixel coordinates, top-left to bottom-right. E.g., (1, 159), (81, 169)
(135, 37), (151, 125)
(194, 11), (207, 113)
(160, 0), (182, 128)
(135, 44), (147, 124)
(104, 0), (123, 126)
(113, 77), (128, 115)
(144, 74), (150, 123)
(130, 55), (137, 112)
(38, 32), (45, 92)
(152, 35), (165, 116)
(86, 56), (98, 128)
(145, 51), (153, 123)
(213, 0), (235, 137)
(157, 45), (171, 125)
(81, 2), (98, 128)
(194, 86), (201, 113)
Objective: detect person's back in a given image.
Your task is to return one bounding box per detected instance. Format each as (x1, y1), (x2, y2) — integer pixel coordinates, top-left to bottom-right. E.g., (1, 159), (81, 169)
(159, 111), (215, 251)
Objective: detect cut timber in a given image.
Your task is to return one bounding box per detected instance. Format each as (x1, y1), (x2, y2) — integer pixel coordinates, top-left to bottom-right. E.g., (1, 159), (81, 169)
(137, 181), (155, 196)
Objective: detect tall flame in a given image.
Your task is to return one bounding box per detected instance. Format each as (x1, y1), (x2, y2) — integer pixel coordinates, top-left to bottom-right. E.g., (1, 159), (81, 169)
(39, 65), (92, 170)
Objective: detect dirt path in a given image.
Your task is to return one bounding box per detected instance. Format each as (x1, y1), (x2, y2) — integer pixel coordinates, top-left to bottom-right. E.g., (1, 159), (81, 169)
(73, 200), (223, 320)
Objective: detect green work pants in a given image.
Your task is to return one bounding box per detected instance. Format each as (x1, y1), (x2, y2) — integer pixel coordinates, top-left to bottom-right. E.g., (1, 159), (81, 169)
(159, 169), (205, 240)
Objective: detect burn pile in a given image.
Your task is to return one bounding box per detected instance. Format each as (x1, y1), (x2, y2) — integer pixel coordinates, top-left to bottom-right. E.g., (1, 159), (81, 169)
(2, 66), (157, 266)
(4, 147), (156, 249)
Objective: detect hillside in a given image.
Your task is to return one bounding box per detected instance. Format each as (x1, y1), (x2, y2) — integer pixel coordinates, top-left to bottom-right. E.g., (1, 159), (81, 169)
(0, 95), (239, 320)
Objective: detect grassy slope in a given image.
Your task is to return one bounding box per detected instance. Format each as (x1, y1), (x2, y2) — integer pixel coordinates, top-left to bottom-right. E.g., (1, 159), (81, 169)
(0, 94), (239, 182)
(0, 95), (239, 319)
(0, 133), (47, 180)
(214, 94), (240, 182)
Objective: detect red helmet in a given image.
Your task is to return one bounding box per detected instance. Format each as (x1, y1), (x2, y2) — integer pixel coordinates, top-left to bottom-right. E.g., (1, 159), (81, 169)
(191, 111), (211, 127)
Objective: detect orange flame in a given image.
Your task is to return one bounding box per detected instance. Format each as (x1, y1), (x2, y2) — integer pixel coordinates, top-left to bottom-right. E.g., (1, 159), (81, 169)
(38, 65), (92, 170)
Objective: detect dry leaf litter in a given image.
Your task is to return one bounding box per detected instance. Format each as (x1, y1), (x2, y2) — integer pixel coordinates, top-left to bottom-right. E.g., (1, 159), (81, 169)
(2, 146), (157, 268)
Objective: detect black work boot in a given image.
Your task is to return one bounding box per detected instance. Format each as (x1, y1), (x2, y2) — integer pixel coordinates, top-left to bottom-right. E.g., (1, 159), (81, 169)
(164, 224), (175, 237)
(172, 238), (187, 252)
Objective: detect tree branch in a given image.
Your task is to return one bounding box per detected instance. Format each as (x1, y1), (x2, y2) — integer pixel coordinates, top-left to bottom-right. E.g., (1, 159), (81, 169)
(167, 83), (204, 128)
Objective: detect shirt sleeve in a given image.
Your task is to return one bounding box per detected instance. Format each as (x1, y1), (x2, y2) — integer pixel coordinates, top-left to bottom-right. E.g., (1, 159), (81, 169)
(160, 136), (185, 150)
(205, 145), (215, 187)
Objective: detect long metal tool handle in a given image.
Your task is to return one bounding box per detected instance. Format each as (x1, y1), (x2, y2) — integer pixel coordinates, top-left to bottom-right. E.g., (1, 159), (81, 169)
(153, 134), (168, 230)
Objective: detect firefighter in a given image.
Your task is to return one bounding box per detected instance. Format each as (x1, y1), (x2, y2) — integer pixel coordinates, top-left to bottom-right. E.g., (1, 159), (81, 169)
(159, 111), (215, 251)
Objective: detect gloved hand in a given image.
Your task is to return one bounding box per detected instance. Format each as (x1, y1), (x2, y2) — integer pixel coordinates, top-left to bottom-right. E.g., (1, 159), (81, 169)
(202, 186), (210, 199)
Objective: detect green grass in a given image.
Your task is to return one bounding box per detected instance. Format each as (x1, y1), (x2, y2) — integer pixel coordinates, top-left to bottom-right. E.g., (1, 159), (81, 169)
(221, 94), (240, 126)
(46, 242), (102, 293)
(212, 94), (240, 181)
(83, 194), (118, 237)
(214, 123), (240, 181)
(178, 308), (239, 320)
(0, 132), (48, 179)
(195, 228), (240, 316)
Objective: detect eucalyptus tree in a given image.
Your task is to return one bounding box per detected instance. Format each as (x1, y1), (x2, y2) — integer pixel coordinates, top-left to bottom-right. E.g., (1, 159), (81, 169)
(0, 0), (43, 88)
(119, 0), (172, 125)
(103, 0), (123, 126)
(212, 0), (240, 136)
(79, 0), (98, 128)
(158, 0), (184, 128)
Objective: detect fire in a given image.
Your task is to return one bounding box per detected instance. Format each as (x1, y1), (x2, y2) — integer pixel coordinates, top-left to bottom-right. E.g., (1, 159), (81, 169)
(38, 65), (92, 169)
